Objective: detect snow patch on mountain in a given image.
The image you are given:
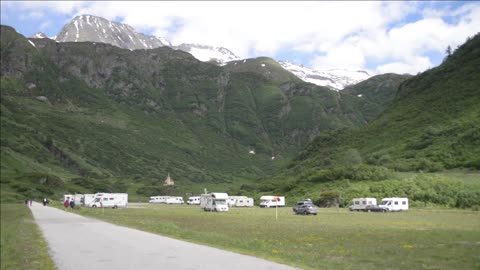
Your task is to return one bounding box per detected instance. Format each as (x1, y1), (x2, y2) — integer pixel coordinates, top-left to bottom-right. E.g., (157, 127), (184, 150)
(279, 61), (370, 90)
(173, 43), (240, 65)
(31, 32), (48, 39)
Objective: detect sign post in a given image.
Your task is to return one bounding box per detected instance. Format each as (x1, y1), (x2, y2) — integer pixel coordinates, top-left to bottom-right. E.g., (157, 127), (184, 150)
(273, 197), (280, 220)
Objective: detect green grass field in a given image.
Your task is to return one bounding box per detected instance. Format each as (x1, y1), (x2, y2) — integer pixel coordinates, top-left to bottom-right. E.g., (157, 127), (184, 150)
(0, 204), (57, 270)
(69, 204), (480, 270)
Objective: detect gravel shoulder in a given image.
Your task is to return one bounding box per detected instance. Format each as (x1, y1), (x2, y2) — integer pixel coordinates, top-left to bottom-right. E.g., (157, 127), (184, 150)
(30, 202), (300, 270)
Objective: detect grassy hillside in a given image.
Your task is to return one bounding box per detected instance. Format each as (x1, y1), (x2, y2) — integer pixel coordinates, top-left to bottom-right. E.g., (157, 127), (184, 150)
(342, 73), (411, 121)
(0, 25), (383, 201)
(252, 34), (480, 208)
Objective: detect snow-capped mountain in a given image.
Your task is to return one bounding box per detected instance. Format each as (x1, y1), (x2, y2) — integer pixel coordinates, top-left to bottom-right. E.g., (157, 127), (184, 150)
(174, 43), (240, 65)
(279, 61), (370, 90)
(54, 15), (239, 65)
(55, 15), (171, 50)
(50, 15), (368, 88)
(31, 32), (48, 39)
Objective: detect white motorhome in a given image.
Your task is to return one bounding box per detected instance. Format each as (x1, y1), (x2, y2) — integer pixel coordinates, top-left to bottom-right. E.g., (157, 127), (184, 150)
(149, 196), (169, 204)
(259, 196), (285, 208)
(187, 196), (201, 205)
(349, 198), (378, 211)
(227, 196), (254, 207)
(89, 193), (128, 208)
(379, 197), (409, 211)
(82, 194), (96, 206)
(166, 197), (184, 204)
(201, 193), (229, 212)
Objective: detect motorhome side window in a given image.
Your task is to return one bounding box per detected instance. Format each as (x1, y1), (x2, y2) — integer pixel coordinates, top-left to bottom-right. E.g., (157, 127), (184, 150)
(394, 201), (398, 205)
(362, 201), (366, 205)
(355, 201), (359, 205)
(402, 201), (406, 205)
(103, 198), (108, 201)
(109, 198), (114, 200)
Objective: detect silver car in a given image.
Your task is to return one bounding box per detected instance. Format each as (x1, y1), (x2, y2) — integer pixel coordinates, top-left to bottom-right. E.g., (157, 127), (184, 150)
(293, 201), (318, 215)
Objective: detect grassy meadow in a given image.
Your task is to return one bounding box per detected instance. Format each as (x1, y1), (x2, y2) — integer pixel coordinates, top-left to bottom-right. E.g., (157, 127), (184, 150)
(68, 204), (480, 270)
(0, 204), (57, 270)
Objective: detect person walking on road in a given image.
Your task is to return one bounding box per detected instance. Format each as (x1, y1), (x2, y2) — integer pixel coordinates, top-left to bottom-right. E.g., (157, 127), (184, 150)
(43, 198), (48, 206)
(64, 199), (69, 209)
(69, 199), (75, 209)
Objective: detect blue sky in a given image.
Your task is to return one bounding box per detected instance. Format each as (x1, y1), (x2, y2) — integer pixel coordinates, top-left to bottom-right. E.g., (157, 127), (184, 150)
(1, 1), (479, 75)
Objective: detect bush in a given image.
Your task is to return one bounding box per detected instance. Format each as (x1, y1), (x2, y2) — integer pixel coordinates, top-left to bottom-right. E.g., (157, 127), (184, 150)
(314, 190), (341, 207)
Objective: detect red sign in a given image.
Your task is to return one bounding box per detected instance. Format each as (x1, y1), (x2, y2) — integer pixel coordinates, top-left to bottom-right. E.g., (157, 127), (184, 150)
(272, 197), (280, 202)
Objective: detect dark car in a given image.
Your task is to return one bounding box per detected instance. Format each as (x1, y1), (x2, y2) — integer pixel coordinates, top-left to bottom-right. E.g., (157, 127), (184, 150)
(295, 203), (318, 215)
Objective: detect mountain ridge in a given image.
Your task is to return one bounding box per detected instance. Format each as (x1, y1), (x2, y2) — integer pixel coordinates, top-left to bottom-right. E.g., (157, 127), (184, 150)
(47, 14), (369, 89)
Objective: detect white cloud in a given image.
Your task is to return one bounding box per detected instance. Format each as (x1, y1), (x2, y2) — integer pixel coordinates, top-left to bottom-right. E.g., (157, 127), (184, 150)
(2, 1), (479, 75)
(375, 56), (433, 75)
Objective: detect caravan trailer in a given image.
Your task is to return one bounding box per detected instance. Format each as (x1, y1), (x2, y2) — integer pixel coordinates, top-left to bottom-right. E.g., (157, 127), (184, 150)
(227, 196), (254, 207)
(201, 193), (229, 212)
(349, 198), (378, 211)
(149, 196), (169, 204)
(89, 193), (128, 208)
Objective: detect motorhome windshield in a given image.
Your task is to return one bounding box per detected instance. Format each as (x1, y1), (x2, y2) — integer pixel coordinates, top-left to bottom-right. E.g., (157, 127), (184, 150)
(94, 198), (101, 202)
(382, 200), (391, 205)
(215, 199), (226, 205)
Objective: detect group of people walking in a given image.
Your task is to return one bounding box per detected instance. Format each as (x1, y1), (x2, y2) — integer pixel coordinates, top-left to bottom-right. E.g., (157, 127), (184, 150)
(25, 197), (75, 209)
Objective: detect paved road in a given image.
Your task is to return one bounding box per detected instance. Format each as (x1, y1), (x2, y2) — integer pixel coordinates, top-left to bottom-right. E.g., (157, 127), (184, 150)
(30, 202), (300, 270)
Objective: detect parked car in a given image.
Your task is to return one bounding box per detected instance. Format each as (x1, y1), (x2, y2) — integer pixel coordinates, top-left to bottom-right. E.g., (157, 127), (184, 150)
(293, 199), (318, 215)
(293, 199), (313, 213)
(295, 203), (318, 215)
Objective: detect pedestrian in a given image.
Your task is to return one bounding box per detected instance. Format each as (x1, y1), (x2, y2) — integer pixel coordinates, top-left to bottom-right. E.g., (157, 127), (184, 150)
(64, 199), (69, 209)
(43, 198), (48, 206)
(25, 199), (28, 205)
(69, 199), (75, 209)
(29, 199), (32, 206)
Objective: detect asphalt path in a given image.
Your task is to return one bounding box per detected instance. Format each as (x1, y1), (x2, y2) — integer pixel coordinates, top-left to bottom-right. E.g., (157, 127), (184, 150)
(30, 202), (300, 270)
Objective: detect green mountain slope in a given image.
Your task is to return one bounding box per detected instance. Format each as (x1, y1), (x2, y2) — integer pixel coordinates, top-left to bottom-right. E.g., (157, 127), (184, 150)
(255, 33), (480, 208)
(342, 73), (411, 121)
(0, 25), (381, 200)
(296, 33), (480, 172)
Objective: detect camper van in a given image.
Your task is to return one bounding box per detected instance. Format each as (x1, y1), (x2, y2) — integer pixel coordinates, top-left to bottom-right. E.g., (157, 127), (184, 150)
(349, 198), (378, 211)
(73, 194), (84, 206)
(259, 196), (285, 208)
(166, 197), (184, 204)
(201, 193), (229, 212)
(227, 196), (254, 207)
(378, 197), (409, 212)
(187, 196), (201, 205)
(89, 193), (128, 208)
(149, 196), (169, 204)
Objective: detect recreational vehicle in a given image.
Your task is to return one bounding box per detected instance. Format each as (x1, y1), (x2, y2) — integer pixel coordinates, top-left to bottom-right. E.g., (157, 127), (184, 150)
(82, 194), (96, 206)
(349, 198), (378, 211)
(227, 196), (254, 207)
(378, 197), (409, 212)
(259, 196), (285, 208)
(89, 193), (128, 208)
(166, 197), (184, 204)
(201, 193), (229, 212)
(149, 196), (169, 204)
(187, 196), (201, 205)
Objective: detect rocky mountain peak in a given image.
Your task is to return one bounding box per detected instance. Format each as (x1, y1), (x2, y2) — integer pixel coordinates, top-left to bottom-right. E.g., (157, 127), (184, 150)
(55, 14), (171, 50)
